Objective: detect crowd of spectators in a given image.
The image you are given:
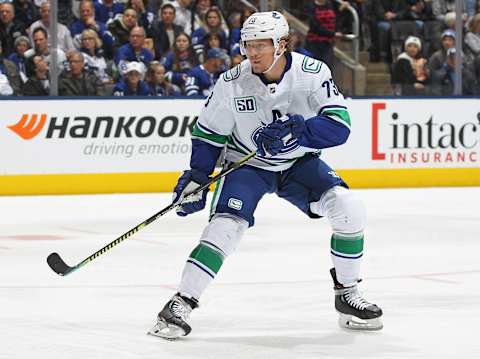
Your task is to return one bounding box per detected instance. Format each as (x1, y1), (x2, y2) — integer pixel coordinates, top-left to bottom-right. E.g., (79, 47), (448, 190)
(0, 0), (259, 96)
(365, 0), (480, 95)
(1, 0), (480, 96)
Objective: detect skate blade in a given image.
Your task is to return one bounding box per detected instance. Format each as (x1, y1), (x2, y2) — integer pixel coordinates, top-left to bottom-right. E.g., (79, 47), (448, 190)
(147, 320), (186, 340)
(338, 313), (383, 331)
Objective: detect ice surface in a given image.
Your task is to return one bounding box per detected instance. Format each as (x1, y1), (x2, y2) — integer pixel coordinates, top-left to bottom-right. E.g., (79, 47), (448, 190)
(1, 187), (479, 358)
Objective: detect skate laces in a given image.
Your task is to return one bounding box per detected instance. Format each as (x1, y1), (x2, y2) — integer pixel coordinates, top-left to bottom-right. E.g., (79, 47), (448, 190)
(169, 296), (192, 321)
(343, 286), (372, 310)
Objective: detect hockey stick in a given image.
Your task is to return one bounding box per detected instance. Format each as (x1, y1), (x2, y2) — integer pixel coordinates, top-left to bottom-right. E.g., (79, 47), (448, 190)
(47, 151), (257, 276)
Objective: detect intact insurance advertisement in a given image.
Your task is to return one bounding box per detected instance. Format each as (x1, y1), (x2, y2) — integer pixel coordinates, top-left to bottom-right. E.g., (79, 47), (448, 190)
(1, 99), (203, 175)
(322, 99), (480, 169)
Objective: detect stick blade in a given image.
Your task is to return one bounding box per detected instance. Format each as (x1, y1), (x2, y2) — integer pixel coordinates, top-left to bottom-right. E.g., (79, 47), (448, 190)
(47, 252), (73, 276)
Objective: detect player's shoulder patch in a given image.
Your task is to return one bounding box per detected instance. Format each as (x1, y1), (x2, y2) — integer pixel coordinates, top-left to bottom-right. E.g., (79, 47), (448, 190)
(301, 56), (322, 74)
(223, 64), (241, 82)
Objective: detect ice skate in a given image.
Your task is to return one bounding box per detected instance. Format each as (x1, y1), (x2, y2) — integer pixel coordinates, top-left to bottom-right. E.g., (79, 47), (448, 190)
(148, 293), (198, 340)
(330, 268), (383, 331)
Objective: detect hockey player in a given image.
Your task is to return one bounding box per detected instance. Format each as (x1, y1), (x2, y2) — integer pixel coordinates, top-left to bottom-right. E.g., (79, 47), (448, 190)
(149, 11), (383, 339)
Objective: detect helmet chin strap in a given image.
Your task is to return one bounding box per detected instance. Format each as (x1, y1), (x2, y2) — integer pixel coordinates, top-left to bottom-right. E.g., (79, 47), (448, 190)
(262, 44), (285, 74)
(262, 45), (285, 74)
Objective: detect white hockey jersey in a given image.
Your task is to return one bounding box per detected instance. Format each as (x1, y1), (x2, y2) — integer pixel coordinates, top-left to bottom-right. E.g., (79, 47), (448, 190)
(192, 52), (351, 172)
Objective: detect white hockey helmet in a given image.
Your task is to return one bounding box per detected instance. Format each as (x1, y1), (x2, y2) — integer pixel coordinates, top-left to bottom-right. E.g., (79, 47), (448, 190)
(240, 11), (289, 72)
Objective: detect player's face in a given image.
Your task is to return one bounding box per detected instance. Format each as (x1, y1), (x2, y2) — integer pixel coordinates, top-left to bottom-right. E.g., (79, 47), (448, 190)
(244, 39), (275, 74)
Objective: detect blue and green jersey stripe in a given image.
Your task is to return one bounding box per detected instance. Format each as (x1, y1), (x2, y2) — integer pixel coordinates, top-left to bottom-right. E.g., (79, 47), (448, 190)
(192, 123), (229, 147)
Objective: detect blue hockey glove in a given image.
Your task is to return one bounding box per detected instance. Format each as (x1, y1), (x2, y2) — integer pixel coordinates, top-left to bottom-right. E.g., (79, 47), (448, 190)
(173, 169), (210, 217)
(254, 121), (286, 157)
(254, 115), (306, 157)
(286, 114), (306, 139)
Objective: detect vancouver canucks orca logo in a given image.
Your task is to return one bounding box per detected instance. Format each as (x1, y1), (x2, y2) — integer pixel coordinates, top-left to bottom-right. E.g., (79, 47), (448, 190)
(251, 123), (300, 157)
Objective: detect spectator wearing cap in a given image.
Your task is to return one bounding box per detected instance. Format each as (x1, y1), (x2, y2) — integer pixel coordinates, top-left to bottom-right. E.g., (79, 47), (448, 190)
(22, 54), (49, 95)
(70, 0), (115, 58)
(0, 1), (28, 57)
(8, 35), (30, 82)
(94, 0), (124, 24)
(0, 40), (22, 95)
(28, 1), (76, 53)
(191, 6), (228, 63)
(184, 47), (223, 96)
(150, 3), (184, 60)
(114, 25), (153, 77)
(161, 31), (198, 86)
(430, 47), (477, 95)
(108, 7), (138, 48)
(113, 60), (151, 95)
(391, 36), (429, 95)
(428, 29), (455, 72)
(145, 61), (180, 96)
(59, 51), (106, 96)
